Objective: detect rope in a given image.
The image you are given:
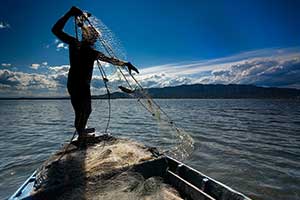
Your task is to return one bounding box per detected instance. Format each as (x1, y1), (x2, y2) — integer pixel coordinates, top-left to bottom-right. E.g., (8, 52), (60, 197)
(117, 66), (133, 89)
(56, 130), (77, 161)
(96, 60), (111, 134)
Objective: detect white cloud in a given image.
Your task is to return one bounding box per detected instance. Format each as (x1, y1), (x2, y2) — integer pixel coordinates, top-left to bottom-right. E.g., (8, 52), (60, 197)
(0, 69), (67, 97)
(57, 43), (64, 48)
(1, 47), (300, 97)
(0, 21), (10, 29)
(42, 62), (48, 66)
(1, 63), (11, 67)
(49, 65), (69, 73)
(30, 63), (40, 70)
(56, 42), (68, 51)
(44, 39), (67, 51)
(196, 56), (300, 89)
(136, 47), (300, 89)
(48, 65), (70, 87)
(0, 69), (57, 89)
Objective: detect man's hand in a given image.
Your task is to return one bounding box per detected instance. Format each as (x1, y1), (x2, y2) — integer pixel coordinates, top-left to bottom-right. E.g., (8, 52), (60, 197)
(69, 6), (83, 16)
(126, 62), (139, 74)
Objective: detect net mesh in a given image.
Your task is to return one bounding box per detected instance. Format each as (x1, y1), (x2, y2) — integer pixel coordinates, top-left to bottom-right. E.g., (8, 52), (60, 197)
(77, 13), (194, 161)
(33, 137), (183, 200)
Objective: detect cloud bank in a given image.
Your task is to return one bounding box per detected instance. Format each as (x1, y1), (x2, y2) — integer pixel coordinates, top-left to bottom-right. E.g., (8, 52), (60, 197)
(0, 21), (10, 29)
(0, 47), (299, 97)
(137, 47), (300, 89)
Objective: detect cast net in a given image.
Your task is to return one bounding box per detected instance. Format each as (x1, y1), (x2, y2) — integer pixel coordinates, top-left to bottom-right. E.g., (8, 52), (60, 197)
(75, 13), (194, 161)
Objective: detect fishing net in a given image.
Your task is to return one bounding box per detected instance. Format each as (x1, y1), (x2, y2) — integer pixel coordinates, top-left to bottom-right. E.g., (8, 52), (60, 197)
(89, 16), (127, 61)
(75, 12), (194, 161)
(33, 136), (183, 200)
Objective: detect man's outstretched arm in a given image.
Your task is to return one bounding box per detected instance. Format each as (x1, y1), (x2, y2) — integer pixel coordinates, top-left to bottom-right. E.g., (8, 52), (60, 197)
(96, 51), (139, 74)
(52, 7), (82, 44)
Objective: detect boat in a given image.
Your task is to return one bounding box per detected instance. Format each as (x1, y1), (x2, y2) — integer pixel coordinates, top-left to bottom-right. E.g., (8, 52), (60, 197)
(9, 134), (251, 200)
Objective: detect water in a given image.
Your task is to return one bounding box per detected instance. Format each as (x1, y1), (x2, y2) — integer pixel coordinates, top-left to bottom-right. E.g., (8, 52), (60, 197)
(0, 99), (299, 200)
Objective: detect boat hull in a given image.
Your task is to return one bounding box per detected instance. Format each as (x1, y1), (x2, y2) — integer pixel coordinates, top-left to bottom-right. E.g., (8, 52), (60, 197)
(9, 135), (251, 200)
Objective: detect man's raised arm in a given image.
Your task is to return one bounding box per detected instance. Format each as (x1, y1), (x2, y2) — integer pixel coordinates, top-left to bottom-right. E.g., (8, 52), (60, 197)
(52, 7), (83, 44)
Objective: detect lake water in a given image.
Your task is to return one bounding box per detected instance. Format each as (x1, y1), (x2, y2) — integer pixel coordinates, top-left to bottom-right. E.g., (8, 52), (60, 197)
(0, 99), (299, 200)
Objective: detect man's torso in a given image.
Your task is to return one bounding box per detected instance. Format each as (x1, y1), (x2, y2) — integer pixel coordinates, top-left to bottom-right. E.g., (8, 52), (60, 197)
(67, 42), (97, 92)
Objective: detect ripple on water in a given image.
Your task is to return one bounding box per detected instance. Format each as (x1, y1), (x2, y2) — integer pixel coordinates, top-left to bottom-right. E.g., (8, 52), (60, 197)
(0, 99), (300, 200)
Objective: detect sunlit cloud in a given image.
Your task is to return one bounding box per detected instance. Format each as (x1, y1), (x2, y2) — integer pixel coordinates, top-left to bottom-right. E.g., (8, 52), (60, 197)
(1, 63), (11, 67)
(136, 47), (300, 89)
(0, 47), (299, 97)
(49, 65), (69, 73)
(30, 64), (40, 70)
(0, 69), (66, 97)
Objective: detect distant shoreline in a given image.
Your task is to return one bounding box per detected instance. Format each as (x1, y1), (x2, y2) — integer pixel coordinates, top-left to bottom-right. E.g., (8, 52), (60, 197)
(1, 84), (300, 100)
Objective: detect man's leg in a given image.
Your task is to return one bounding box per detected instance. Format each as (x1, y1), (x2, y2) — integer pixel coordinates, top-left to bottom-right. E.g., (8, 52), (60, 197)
(76, 92), (93, 145)
(70, 95), (81, 133)
(81, 97), (92, 131)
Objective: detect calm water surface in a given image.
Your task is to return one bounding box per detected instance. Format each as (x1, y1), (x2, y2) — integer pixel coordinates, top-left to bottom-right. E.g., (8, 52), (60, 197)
(0, 99), (299, 200)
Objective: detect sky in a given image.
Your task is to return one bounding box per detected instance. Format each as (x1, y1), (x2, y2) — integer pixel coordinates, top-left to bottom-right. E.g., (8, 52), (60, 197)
(0, 0), (300, 97)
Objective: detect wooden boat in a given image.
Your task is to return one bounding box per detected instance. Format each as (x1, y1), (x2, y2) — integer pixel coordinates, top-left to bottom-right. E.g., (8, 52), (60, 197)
(9, 135), (251, 200)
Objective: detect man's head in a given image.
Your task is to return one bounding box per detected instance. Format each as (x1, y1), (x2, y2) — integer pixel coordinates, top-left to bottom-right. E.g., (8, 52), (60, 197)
(81, 25), (100, 45)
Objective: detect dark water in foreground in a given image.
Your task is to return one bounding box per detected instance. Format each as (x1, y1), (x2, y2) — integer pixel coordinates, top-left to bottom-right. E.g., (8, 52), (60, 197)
(0, 99), (299, 200)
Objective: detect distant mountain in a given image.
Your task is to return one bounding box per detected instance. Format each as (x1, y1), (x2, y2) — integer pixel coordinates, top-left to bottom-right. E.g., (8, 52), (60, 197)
(97, 84), (300, 99)
(1, 84), (300, 100)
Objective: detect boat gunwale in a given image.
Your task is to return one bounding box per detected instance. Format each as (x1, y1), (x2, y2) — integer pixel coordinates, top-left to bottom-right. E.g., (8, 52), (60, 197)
(8, 139), (252, 200)
(166, 156), (252, 200)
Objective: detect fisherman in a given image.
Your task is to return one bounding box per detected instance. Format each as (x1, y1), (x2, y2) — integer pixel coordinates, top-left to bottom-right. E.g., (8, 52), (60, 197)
(52, 6), (139, 143)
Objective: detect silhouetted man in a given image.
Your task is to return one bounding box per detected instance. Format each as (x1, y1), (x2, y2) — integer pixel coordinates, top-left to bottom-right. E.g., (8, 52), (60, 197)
(52, 7), (138, 142)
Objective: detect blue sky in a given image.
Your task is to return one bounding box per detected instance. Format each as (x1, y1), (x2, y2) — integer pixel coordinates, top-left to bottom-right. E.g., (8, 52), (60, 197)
(0, 0), (300, 97)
